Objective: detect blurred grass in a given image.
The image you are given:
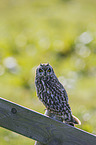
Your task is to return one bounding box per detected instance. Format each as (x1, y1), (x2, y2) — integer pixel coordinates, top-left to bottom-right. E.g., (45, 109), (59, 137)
(0, 0), (96, 144)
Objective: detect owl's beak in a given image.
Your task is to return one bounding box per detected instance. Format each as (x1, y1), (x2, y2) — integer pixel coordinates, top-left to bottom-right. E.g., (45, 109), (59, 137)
(44, 71), (46, 76)
(43, 71), (47, 80)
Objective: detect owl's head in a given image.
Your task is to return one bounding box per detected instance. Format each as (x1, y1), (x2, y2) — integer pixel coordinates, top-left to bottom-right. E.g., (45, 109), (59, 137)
(36, 63), (54, 79)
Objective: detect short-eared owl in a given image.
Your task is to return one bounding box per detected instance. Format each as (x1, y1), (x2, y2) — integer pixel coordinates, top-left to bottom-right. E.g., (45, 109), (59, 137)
(35, 63), (81, 125)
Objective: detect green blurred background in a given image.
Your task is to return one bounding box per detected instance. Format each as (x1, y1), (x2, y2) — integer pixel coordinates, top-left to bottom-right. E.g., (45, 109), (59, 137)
(0, 0), (96, 144)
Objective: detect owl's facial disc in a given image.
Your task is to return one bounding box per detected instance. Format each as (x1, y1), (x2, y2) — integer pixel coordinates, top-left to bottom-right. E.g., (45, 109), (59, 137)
(36, 63), (54, 79)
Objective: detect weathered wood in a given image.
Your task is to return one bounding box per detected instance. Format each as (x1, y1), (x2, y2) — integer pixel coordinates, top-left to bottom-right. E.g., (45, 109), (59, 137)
(35, 109), (64, 145)
(0, 97), (96, 145)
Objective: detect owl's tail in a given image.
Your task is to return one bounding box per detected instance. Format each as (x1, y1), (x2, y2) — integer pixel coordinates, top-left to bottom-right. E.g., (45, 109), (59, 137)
(72, 115), (81, 125)
(66, 115), (81, 126)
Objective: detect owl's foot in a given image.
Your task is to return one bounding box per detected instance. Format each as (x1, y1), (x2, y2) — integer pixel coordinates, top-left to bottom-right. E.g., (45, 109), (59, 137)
(44, 109), (63, 122)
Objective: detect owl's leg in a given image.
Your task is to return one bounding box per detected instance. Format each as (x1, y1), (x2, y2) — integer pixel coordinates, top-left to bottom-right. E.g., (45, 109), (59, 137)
(45, 109), (63, 122)
(34, 141), (45, 145)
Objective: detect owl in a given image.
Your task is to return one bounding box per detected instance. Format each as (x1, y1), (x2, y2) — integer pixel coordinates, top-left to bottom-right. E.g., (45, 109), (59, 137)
(35, 63), (81, 126)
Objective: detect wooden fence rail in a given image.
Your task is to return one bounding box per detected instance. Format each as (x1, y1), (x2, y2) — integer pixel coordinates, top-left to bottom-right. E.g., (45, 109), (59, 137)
(0, 97), (96, 145)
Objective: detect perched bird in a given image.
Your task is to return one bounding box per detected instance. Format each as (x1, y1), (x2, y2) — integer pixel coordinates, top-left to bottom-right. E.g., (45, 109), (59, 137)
(35, 63), (81, 126)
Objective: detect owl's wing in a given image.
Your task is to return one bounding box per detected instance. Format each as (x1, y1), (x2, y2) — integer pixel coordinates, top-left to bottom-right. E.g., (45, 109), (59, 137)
(51, 76), (69, 103)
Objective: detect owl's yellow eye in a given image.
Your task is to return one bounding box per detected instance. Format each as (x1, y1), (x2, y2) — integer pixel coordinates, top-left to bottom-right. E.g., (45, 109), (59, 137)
(47, 68), (51, 72)
(39, 69), (43, 72)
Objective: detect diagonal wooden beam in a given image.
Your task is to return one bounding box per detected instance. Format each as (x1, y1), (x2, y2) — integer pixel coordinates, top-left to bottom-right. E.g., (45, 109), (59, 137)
(0, 97), (96, 145)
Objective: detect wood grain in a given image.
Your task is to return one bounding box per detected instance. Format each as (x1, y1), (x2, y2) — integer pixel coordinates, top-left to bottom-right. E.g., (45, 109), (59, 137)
(0, 97), (96, 145)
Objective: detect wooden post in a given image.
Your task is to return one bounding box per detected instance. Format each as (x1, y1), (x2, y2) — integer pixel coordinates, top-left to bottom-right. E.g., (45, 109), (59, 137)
(0, 97), (96, 145)
(35, 109), (63, 145)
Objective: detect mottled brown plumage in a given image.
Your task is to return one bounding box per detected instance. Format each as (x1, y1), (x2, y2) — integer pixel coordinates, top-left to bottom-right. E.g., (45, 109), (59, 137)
(35, 63), (81, 125)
